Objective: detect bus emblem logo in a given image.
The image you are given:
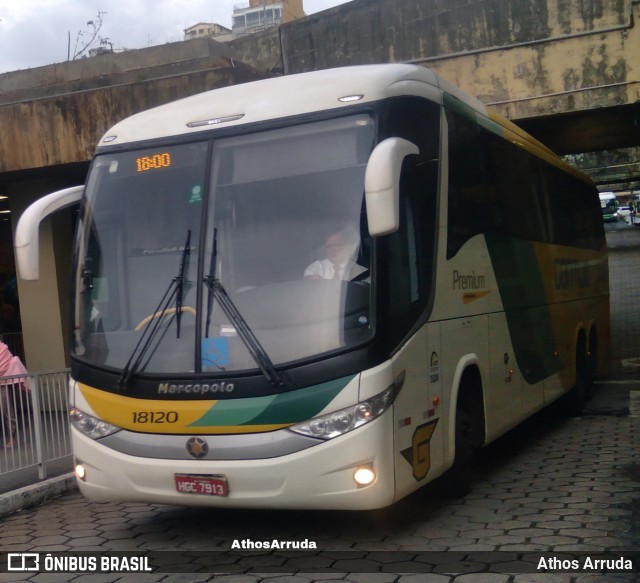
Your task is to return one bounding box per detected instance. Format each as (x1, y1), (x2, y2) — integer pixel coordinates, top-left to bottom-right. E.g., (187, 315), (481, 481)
(400, 419), (439, 481)
(186, 437), (209, 459)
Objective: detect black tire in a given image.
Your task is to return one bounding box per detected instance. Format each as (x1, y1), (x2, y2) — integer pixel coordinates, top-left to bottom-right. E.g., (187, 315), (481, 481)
(558, 343), (587, 416)
(585, 330), (598, 401)
(439, 404), (474, 498)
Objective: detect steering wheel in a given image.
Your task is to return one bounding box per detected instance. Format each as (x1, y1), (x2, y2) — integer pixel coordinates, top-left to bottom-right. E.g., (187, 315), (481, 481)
(135, 306), (196, 331)
(351, 269), (370, 284)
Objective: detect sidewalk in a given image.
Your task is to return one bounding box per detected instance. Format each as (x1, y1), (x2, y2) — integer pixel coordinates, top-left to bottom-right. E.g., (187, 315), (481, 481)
(0, 472), (76, 518)
(605, 223), (640, 378)
(0, 370), (73, 517)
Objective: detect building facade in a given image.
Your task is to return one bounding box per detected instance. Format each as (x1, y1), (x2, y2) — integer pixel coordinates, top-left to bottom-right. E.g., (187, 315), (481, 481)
(184, 22), (233, 42)
(232, 0), (304, 37)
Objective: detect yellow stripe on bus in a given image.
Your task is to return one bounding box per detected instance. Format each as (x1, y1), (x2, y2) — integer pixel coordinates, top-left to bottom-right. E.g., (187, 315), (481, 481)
(78, 384), (292, 434)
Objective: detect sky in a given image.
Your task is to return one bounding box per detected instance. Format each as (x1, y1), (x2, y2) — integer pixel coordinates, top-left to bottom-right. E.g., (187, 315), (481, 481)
(0, 0), (354, 73)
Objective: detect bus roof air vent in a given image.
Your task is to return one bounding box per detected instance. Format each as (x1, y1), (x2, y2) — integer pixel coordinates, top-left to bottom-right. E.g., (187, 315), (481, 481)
(187, 114), (245, 128)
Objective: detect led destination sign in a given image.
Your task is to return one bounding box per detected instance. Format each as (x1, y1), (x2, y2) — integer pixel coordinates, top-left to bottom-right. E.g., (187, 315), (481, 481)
(136, 153), (171, 172)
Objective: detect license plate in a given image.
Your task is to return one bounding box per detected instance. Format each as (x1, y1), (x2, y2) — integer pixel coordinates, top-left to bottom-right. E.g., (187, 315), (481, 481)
(175, 474), (228, 496)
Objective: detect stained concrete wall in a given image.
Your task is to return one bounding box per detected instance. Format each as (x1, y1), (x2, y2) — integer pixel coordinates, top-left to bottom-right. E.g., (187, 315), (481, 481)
(3, 0), (638, 174)
(0, 57), (265, 173)
(230, 0), (640, 122)
(0, 36), (235, 97)
(417, 0), (638, 120)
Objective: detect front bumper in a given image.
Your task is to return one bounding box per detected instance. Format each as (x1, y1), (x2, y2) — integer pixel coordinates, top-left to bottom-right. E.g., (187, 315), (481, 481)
(72, 410), (395, 510)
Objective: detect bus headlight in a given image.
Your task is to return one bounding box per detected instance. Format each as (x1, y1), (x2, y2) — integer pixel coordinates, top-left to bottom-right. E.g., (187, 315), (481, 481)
(70, 407), (121, 440)
(289, 386), (395, 440)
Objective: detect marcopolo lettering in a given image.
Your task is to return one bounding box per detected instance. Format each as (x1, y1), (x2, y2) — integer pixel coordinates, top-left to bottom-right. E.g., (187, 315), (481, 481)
(158, 382), (234, 395)
(453, 270), (486, 290)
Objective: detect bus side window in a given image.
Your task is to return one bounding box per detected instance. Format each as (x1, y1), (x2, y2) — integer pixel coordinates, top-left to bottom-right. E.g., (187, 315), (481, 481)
(446, 112), (494, 258)
(383, 157), (438, 349)
(447, 110), (550, 255)
(488, 137), (548, 244)
(543, 165), (603, 250)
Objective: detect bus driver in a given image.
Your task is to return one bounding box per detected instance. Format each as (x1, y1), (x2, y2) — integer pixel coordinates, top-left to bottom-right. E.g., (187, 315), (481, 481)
(303, 226), (367, 281)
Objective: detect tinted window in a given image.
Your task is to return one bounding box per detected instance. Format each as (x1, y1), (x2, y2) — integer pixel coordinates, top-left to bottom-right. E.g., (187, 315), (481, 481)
(447, 109), (602, 257)
(544, 164), (604, 249)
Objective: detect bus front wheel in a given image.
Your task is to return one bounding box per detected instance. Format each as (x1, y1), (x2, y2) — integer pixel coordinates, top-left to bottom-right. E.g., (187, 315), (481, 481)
(440, 374), (484, 498)
(445, 405), (474, 498)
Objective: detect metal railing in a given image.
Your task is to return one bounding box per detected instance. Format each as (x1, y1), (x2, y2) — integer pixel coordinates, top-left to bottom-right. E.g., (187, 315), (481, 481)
(0, 369), (72, 489)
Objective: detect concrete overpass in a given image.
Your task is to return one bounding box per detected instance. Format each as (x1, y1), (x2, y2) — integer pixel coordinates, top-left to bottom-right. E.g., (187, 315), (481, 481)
(1, 0), (639, 370)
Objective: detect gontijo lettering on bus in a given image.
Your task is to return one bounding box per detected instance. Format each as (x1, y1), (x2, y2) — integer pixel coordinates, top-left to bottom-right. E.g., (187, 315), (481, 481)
(554, 259), (592, 290)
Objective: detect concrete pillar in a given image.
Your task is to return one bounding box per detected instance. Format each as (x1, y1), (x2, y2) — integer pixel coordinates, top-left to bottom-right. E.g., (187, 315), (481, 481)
(8, 179), (73, 372)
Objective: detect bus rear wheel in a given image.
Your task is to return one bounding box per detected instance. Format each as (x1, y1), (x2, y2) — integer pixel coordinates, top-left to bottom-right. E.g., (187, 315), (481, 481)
(558, 339), (588, 416)
(585, 329), (598, 401)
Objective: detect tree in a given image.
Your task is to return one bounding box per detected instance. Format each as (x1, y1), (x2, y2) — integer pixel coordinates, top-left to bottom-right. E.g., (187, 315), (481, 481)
(68, 11), (107, 60)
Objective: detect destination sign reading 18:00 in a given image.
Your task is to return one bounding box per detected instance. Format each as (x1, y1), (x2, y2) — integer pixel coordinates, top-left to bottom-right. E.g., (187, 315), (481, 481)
(136, 153), (171, 172)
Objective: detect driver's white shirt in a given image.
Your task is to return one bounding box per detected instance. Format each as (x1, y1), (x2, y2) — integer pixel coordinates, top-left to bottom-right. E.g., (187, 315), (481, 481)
(303, 259), (367, 280)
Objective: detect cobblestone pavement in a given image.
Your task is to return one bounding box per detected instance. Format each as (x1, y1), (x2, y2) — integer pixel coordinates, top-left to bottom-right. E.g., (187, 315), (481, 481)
(606, 221), (640, 378)
(0, 227), (638, 583)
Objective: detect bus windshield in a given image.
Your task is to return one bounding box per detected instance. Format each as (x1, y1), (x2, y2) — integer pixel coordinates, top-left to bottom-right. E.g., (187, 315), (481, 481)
(73, 114), (376, 377)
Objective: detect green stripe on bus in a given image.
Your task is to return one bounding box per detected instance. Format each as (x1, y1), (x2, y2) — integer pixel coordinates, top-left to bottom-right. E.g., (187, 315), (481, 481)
(189, 375), (356, 427)
(485, 235), (564, 384)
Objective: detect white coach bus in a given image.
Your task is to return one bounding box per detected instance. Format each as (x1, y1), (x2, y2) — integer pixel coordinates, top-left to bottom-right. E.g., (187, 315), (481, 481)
(16, 64), (609, 509)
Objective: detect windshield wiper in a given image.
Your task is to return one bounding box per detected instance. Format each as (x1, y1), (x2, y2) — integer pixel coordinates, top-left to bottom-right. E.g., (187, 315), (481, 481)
(204, 229), (284, 387)
(204, 277), (284, 387)
(175, 230), (191, 339)
(117, 230), (191, 391)
(204, 228), (219, 340)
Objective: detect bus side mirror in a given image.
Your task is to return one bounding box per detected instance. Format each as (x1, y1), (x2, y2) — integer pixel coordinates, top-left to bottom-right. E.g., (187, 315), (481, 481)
(15, 185), (84, 280)
(364, 138), (419, 237)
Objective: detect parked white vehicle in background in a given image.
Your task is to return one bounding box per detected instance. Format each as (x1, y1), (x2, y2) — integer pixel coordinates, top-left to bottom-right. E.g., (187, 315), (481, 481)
(599, 192), (618, 222)
(617, 206), (631, 221)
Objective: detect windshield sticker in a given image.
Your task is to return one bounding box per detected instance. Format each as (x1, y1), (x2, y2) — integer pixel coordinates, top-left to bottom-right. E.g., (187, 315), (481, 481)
(189, 185), (203, 204)
(202, 337), (230, 368)
(130, 244), (196, 257)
